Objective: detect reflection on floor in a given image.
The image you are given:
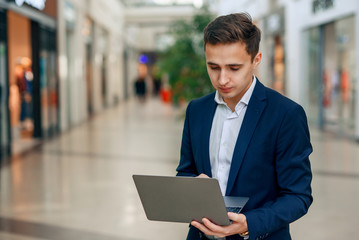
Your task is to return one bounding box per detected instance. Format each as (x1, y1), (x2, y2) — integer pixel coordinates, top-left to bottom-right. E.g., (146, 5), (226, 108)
(1, 98), (359, 240)
(11, 138), (40, 156)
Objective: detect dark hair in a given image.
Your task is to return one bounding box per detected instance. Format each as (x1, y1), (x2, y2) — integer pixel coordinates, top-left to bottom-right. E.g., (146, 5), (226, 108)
(203, 13), (261, 61)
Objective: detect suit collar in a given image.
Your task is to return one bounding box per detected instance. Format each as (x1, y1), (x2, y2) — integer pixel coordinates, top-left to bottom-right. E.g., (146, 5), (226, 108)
(251, 78), (267, 101)
(225, 79), (268, 195)
(201, 92), (217, 177)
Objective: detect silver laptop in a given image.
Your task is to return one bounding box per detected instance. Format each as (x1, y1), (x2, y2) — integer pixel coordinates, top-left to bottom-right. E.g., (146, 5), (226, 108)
(133, 175), (249, 226)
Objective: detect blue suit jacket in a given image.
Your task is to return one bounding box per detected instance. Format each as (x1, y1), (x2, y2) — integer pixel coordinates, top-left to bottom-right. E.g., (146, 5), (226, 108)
(176, 80), (313, 240)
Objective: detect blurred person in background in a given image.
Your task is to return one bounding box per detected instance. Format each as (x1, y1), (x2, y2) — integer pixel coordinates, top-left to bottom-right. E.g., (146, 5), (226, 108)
(9, 57), (34, 140)
(176, 13), (313, 240)
(134, 63), (148, 102)
(19, 57), (34, 130)
(134, 75), (146, 102)
(151, 66), (162, 97)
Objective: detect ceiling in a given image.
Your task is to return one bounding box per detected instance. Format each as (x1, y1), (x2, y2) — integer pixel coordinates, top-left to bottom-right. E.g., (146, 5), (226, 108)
(119, 0), (199, 7)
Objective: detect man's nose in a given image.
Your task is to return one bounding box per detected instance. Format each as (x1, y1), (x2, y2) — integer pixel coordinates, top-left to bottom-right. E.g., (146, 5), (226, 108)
(218, 70), (229, 86)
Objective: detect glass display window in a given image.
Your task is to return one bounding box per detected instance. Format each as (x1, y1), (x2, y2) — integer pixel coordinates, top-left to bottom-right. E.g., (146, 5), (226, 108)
(304, 15), (356, 137)
(1, 9), (10, 158)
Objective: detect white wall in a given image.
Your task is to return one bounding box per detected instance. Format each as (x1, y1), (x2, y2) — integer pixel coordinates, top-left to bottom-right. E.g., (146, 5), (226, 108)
(89, 0), (124, 111)
(57, 0), (87, 130)
(58, 0), (125, 131)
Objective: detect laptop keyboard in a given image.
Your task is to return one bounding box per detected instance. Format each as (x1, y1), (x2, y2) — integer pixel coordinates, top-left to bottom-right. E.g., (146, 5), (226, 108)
(226, 207), (242, 214)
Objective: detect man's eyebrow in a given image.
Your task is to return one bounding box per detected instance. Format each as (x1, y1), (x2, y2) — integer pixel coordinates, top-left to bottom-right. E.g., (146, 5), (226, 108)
(207, 62), (243, 67)
(227, 63), (243, 67)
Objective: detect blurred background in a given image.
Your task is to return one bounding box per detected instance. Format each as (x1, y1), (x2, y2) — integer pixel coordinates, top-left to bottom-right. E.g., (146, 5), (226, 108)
(0, 0), (359, 239)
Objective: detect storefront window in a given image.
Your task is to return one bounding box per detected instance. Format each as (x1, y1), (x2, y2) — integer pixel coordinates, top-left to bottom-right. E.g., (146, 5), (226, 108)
(335, 16), (356, 133)
(264, 10), (286, 94)
(83, 17), (94, 115)
(65, 0), (75, 127)
(98, 28), (108, 108)
(304, 27), (321, 126)
(272, 35), (285, 94)
(39, 27), (58, 138)
(7, 10), (35, 153)
(1, 9), (10, 158)
(1, 41), (10, 157)
(1, 1), (58, 156)
(304, 15), (356, 136)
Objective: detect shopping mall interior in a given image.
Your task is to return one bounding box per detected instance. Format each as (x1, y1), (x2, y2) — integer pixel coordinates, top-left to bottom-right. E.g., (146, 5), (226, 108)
(1, 0), (359, 239)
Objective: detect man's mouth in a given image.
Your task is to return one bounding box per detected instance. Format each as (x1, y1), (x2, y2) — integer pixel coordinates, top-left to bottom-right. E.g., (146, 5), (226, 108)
(219, 87), (232, 93)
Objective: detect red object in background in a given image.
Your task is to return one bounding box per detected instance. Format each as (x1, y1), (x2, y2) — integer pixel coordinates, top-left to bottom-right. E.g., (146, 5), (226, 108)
(160, 89), (172, 103)
(340, 70), (350, 103)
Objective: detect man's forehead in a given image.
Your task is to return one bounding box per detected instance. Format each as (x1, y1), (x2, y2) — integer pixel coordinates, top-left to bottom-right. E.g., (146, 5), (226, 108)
(205, 42), (250, 57)
(205, 42), (252, 63)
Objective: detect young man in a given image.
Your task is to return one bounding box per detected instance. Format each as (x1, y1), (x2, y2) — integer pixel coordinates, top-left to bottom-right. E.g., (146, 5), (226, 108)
(176, 13), (313, 240)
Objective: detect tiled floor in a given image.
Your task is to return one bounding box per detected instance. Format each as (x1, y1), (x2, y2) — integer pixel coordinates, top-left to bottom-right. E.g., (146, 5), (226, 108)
(1, 98), (359, 240)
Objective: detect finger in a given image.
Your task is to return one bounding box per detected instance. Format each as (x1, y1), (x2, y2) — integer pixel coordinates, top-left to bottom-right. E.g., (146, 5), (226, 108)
(202, 218), (229, 235)
(191, 220), (216, 236)
(228, 212), (245, 223)
(227, 213), (248, 234)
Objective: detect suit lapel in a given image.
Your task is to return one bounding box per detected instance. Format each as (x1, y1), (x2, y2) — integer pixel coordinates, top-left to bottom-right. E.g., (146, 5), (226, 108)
(226, 81), (267, 195)
(201, 94), (217, 177)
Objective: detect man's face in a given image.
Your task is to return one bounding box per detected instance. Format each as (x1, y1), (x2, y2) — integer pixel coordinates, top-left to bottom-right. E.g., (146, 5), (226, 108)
(205, 42), (261, 108)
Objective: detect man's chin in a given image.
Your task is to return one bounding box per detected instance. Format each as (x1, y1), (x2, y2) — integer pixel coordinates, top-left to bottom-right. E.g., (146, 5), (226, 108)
(221, 93), (234, 99)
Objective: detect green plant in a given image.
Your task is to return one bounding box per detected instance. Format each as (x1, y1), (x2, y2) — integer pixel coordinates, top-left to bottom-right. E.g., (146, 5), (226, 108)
(156, 7), (215, 104)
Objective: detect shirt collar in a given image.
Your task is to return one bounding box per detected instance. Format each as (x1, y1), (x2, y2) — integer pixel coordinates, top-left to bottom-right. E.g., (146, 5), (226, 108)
(214, 76), (257, 111)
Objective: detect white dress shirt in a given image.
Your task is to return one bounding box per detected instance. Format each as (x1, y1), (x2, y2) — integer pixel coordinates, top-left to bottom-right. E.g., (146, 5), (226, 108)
(209, 77), (257, 196)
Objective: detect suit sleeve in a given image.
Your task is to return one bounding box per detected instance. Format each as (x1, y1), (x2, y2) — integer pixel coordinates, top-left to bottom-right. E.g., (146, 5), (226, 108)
(245, 104), (313, 240)
(176, 101), (198, 177)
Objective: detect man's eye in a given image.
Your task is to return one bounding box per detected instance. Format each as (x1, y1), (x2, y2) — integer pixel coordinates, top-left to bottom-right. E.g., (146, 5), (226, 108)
(210, 67), (220, 70)
(231, 68), (240, 71)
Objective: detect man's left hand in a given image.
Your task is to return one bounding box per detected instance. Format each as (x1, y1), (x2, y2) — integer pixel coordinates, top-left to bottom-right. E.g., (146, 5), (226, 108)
(191, 212), (248, 238)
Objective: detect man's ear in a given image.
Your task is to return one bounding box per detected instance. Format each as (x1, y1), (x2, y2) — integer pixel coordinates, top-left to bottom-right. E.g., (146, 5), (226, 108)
(253, 52), (262, 67)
